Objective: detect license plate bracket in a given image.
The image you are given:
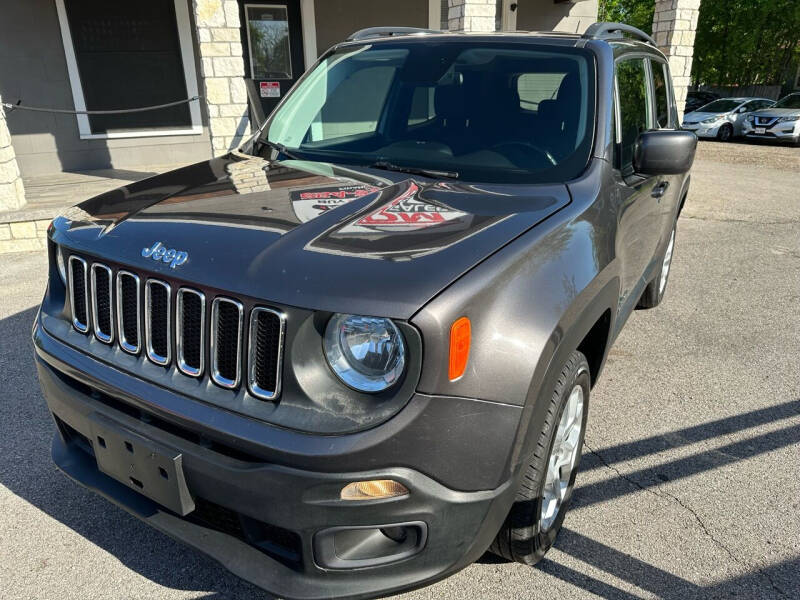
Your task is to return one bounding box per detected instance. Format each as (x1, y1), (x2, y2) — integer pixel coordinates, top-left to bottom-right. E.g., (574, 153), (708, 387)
(89, 413), (195, 516)
(755, 127), (766, 134)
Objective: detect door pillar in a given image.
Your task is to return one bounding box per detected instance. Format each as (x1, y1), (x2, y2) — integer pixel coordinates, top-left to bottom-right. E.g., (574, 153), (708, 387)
(192, 0), (250, 155)
(652, 0), (700, 120)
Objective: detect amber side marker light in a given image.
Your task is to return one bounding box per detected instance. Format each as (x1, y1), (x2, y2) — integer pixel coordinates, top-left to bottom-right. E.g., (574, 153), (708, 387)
(341, 480), (409, 501)
(449, 316), (471, 381)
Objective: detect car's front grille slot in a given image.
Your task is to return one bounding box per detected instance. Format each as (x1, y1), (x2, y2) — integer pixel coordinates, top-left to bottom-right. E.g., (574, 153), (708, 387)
(61, 252), (284, 399)
(248, 308), (285, 400)
(68, 256), (89, 333)
(90, 263), (114, 343)
(177, 288), (205, 377)
(145, 280), (171, 366)
(211, 298), (243, 389)
(117, 271), (140, 354)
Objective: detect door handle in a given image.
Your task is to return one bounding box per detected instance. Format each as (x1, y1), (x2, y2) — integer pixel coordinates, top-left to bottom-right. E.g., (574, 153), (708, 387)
(651, 181), (670, 198)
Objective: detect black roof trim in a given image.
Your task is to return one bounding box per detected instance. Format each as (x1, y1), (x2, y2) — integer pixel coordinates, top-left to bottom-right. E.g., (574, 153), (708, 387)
(582, 22), (656, 46)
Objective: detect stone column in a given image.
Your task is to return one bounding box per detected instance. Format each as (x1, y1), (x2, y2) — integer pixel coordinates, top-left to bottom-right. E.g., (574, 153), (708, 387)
(192, 0), (250, 156)
(447, 0), (497, 32)
(0, 95), (26, 212)
(652, 0), (700, 120)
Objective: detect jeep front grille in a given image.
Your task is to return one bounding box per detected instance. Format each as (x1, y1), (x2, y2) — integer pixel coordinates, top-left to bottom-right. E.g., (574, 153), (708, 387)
(116, 271), (141, 354)
(145, 279), (172, 366)
(90, 264), (114, 343)
(64, 252), (284, 399)
(248, 308), (285, 400)
(68, 256), (89, 333)
(211, 298), (243, 389)
(176, 288), (205, 377)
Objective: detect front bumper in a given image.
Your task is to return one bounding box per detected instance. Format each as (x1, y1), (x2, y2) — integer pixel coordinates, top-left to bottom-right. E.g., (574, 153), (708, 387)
(682, 122), (722, 138)
(34, 319), (522, 600)
(743, 127), (799, 143)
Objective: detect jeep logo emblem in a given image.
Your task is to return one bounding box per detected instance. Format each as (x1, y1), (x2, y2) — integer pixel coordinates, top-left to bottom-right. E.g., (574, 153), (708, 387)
(141, 241), (188, 269)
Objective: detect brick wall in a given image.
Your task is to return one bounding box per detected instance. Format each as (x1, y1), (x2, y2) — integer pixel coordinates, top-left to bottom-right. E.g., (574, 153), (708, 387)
(0, 95), (26, 212)
(192, 0), (250, 156)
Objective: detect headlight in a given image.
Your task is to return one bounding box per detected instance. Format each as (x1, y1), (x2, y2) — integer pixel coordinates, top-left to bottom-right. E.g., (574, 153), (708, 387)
(701, 117), (719, 124)
(56, 245), (67, 284)
(747, 115), (755, 122)
(778, 116), (799, 123)
(324, 314), (406, 392)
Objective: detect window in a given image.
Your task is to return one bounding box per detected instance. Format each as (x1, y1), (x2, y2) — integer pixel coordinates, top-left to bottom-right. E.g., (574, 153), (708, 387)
(616, 58), (650, 172)
(267, 43), (596, 184)
(517, 73), (567, 111)
(55, 0), (201, 139)
(650, 61), (670, 128)
(246, 5), (292, 80)
(408, 87), (436, 126)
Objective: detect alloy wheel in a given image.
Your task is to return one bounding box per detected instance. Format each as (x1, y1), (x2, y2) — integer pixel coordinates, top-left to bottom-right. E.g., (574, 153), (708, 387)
(540, 383), (585, 532)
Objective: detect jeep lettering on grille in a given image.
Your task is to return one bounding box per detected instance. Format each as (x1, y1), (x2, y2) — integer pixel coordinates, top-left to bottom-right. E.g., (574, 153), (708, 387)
(141, 241), (188, 269)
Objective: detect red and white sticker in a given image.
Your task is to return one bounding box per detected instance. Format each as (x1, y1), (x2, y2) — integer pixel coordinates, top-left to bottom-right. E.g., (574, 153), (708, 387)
(260, 81), (280, 98)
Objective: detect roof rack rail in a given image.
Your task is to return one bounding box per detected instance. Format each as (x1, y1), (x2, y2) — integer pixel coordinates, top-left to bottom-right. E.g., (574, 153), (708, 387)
(582, 22), (656, 46)
(346, 26), (442, 42)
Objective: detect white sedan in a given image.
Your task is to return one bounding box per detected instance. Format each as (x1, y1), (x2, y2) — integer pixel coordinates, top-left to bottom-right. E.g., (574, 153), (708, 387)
(682, 97), (775, 141)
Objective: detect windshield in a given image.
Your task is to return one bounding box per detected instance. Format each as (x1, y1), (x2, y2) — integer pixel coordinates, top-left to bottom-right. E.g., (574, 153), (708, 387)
(696, 99), (741, 113)
(263, 41), (595, 183)
(774, 94), (800, 109)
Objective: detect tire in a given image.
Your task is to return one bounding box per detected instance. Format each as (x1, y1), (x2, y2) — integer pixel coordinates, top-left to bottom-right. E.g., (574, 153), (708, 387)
(717, 123), (733, 142)
(637, 224), (676, 309)
(489, 350), (590, 565)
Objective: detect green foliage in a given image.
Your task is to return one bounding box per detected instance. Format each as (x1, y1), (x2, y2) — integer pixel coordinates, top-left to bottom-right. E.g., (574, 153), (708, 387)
(693, 0), (800, 87)
(598, 0), (654, 35)
(598, 0), (800, 88)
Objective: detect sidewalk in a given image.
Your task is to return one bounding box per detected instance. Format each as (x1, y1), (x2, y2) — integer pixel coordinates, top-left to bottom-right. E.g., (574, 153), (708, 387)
(0, 164), (186, 253)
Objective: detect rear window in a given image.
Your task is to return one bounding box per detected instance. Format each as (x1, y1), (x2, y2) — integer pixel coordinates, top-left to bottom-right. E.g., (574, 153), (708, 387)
(265, 41), (596, 184)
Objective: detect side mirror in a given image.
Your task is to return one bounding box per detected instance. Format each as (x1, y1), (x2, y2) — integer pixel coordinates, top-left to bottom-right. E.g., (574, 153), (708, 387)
(634, 130), (697, 176)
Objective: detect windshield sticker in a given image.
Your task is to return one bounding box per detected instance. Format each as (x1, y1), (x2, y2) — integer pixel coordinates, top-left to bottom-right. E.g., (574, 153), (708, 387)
(291, 184), (379, 222)
(338, 183), (469, 233)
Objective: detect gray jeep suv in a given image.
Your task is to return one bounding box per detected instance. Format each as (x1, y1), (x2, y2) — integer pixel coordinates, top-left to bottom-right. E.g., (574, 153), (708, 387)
(33, 22), (696, 599)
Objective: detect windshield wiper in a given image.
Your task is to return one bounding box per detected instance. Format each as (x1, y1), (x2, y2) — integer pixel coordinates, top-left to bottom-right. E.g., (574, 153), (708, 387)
(258, 139), (301, 160)
(369, 160), (459, 180)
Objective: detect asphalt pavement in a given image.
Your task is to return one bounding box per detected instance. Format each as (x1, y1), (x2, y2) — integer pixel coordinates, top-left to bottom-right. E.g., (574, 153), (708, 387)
(0, 141), (798, 599)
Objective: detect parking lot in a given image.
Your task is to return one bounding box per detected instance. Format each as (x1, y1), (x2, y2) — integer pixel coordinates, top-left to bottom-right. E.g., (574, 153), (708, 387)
(0, 141), (798, 600)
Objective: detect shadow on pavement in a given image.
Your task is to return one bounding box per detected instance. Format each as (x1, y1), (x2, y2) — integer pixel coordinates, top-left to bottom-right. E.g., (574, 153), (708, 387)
(2, 305), (797, 599)
(0, 306), (271, 599)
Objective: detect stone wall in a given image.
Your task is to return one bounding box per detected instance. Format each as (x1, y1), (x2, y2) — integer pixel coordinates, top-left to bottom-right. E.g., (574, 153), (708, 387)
(0, 95), (26, 212)
(447, 0), (496, 32)
(652, 0), (700, 119)
(0, 218), (49, 253)
(192, 0), (250, 156)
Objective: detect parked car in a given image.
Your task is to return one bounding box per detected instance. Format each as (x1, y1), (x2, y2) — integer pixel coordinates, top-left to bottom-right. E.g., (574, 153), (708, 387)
(684, 90), (720, 113)
(682, 97), (776, 141)
(33, 22), (696, 600)
(742, 92), (800, 145)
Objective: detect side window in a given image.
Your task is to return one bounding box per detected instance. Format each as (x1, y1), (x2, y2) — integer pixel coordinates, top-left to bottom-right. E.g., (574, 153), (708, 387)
(650, 61), (670, 129)
(616, 58), (651, 172)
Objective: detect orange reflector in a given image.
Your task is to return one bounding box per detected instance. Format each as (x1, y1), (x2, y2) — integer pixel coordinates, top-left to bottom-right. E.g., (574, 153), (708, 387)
(341, 480), (409, 501)
(449, 316), (471, 381)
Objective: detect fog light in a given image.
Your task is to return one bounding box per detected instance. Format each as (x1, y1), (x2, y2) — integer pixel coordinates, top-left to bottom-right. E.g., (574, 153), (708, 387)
(341, 480), (408, 501)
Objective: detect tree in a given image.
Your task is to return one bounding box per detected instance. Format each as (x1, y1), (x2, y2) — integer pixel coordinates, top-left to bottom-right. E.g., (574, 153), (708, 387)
(598, 0), (800, 89)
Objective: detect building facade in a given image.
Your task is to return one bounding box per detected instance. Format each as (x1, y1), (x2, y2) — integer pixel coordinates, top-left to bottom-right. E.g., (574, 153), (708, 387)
(0, 0), (695, 213)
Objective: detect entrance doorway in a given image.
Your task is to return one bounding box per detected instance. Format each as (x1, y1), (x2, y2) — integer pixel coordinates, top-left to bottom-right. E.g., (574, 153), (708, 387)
(240, 1), (306, 123)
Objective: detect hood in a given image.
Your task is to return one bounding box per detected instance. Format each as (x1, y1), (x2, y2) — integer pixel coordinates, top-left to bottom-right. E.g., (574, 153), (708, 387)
(55, 153), (570, 319)
(750, 107), (800, 118)
(683, 111), (730, 123)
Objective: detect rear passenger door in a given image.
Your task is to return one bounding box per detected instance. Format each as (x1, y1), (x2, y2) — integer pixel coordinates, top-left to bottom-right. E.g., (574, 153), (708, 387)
(613, 56), (663, 311)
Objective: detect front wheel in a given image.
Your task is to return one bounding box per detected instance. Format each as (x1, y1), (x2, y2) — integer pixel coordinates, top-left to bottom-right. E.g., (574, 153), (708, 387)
(489, 350), (590, 565)
(637, 225), (676, 309)
(717, 123), (734, 142)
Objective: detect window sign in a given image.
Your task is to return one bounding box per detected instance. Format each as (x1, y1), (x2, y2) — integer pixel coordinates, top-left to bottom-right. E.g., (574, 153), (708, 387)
(246, 5), (292, 80)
